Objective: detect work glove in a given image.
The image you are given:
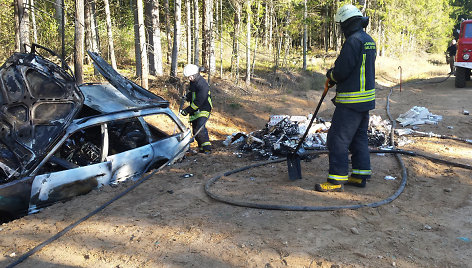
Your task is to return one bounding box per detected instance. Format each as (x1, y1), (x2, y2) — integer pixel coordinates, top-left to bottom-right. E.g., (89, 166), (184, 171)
(326, 68), (337, 87)
(185, 92), (192, 101)
(327, 79), (336, 88)
(181, 106), (193, 116)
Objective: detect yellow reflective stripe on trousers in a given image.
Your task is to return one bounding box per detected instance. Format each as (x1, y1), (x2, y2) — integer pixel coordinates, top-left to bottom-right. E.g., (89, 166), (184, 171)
(335, 89), (375, 103)
(189, 110), (210, 121)
(328, 174), (348, 181)
(360, 54), (366, 91)
(352, 169), (372, 175)
(201, 141), (211, 147)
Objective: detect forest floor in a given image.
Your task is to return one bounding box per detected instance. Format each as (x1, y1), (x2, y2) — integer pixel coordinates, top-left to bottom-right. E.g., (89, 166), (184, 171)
(1, 54), (472, 268)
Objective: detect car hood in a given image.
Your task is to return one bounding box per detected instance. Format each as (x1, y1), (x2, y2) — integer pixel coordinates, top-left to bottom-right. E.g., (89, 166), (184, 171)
(0, 51), (83, 181)
(81, 51), (169, 113)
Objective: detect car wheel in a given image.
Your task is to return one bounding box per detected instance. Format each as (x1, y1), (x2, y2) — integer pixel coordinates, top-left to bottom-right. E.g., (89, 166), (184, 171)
(455, 67), (466, 88)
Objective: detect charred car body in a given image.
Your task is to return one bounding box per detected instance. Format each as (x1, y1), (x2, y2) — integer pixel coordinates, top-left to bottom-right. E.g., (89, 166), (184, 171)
(0, 45), (191, 220)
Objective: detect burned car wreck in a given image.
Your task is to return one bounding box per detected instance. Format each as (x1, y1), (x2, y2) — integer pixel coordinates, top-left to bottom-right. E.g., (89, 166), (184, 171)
(0, 45), (191, 220)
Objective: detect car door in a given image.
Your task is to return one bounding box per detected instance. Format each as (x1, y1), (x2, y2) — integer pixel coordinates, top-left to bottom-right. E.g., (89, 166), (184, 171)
(104, 117), (154, 183)
(28, 123), (113, 213)
(28, 162), (113, 213)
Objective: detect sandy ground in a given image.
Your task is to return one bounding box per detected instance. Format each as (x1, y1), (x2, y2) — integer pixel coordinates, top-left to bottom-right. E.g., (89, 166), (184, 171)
(1, 68), (471, 268)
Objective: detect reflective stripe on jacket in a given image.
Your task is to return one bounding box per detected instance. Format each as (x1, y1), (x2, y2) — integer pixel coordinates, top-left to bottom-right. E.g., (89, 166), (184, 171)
(331, 30), (376, 112)
(187, 75), (212, 121)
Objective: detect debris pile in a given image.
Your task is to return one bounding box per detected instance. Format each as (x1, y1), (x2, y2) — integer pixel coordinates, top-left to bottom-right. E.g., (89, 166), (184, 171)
(368, 115), (392, 147)
(396, 106), (442, 127)
(224, 114), (393, 159)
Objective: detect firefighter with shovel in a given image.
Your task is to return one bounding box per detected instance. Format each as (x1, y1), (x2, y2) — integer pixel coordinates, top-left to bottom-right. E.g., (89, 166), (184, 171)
(315, 4), (376, 192)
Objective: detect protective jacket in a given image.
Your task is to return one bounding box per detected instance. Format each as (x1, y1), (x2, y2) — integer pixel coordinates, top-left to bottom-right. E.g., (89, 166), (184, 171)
(184, 75), (212, 122)
(328, 19), (376, 112)
(447, 44), (457, 57)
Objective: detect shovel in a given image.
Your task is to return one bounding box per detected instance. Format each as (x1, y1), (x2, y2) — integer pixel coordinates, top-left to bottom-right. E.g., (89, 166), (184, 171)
(287, 79), (331, 180)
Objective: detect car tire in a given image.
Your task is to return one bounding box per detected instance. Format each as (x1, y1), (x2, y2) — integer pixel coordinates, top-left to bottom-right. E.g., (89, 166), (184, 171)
(455, 67), (466, 88)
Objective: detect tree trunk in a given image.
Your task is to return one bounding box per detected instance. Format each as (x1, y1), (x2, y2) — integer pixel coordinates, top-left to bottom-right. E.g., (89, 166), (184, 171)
(302, 0), (307, 70)
(164, 0), (171, 63)
(75, 0), (85, 84)
(16, 0), (30, 52)
(170, 0), (182, 78)
(133, 3), (141, 76)
(31, 0), (38, 43)
(219, 0), (223, 77)
(274, 18), (280, 74)
(90, 0), (99, 54)
(85, 0), (92, 64)
(186, 0), (192, 64)
(245, 0), (251, 85)
(193, 0), (200, 65)
(149, 0), (163, 75)
(104, 0), (117, 69)
(251, 0), (260, 74)
(324, 6), (328, 52)
(263, 1), (268, 48)
(208, 0), (215, 74)
(282, 10), (290, 69)
(251, 32), (258, 77)
(137, 0), (149, 88)
(14, 0), (20, 51)
(359, 0), (366, 15)
(87, 0), (99, 75)
(230, 0), (240, 83)
(202, 0), (215, 73)
(268, 0), (273, 52)
(55, 0), (63, 46)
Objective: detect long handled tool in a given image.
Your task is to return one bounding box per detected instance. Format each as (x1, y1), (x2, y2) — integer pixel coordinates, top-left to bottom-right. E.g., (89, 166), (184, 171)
(287, 79), (331, 180)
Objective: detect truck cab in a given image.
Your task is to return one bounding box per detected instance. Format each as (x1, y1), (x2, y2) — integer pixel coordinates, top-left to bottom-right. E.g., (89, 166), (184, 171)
(455, 19), (472, 87)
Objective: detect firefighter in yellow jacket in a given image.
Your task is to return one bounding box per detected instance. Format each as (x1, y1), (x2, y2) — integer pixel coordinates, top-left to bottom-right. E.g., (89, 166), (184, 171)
(181, 64), (212, 154)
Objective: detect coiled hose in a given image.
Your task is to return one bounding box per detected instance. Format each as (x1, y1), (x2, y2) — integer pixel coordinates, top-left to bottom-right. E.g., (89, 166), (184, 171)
(204, 84), (472, 211)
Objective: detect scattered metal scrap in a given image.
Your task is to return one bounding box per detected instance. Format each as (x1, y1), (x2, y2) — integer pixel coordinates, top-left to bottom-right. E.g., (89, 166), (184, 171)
(224, 114), (395, 159)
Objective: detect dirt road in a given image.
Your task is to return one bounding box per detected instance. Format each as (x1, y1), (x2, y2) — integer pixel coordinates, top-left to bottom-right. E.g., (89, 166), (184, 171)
(1, 72), (471, 268)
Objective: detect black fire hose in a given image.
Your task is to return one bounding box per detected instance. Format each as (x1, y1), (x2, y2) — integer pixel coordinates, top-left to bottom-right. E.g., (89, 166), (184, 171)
(204, 83), (472, 211)
(204, 148), (471, 211)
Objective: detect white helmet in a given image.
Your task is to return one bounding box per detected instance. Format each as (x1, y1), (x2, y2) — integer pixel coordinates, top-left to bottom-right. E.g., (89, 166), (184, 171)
(335, 4), (362, 23)
(452, 39), (456, 45)
(183, 64), (199, 77)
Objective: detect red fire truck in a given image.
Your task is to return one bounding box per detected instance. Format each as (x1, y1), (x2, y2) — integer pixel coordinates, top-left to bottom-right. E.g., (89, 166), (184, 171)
(455, 19), (472, 88)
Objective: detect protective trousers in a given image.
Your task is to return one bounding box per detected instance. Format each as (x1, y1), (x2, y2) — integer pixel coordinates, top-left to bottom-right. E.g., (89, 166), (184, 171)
(449, 56), (455, 73)
(327, 106), (371, 184)
(191, 116), (211, 151)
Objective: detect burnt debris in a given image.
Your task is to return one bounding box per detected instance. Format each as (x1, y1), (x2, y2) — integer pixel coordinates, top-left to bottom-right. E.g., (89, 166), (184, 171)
(224, 114), (393, 159)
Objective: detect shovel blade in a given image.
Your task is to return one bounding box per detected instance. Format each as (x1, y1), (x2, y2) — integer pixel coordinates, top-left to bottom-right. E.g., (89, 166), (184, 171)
(287, 153), (302, 180)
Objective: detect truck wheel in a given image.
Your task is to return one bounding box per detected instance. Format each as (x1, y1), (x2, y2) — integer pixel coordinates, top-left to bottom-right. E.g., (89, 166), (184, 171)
(455, 67), (466, 88)
(467, 69), (471, 81)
